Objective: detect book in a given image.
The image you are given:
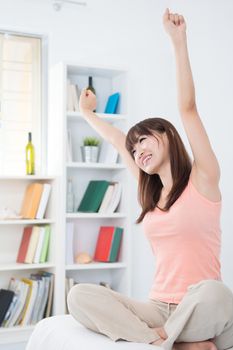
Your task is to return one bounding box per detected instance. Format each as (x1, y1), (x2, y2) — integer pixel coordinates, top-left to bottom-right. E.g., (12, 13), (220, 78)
(104, 92), (120, 114)
(67, 80), (74, 111)
(66, 222), (74, 264)
(45, 272), (54, 318)
(3, 278), (22, 327)
(33, 226), (46, 263)
(20, 278), (38, 326)
(8, 280), (29, 327)
(98, 184), (115, 213)
(36, 184), (51, 219)
(35, 271), (52, 321)
(16, 227), (33, 263)
(1, 292), (19, 327)
(29, 275), (44, 324)
(24, 226), (41, 264)
(106, 182), (122, 213)
(0, 289), (15, 326)
(40, 225), (51, 263)
(77, 180), (110, 213)
(20, 183), (44, 219)
(94, 226), (123, 262)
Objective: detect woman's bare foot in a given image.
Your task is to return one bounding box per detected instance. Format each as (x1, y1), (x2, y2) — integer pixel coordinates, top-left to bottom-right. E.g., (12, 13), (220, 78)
(154, 327), (168, 339)
(150, 327), (168, 346)
(150, 337), (165, 346)
(173, 340), (217, 350)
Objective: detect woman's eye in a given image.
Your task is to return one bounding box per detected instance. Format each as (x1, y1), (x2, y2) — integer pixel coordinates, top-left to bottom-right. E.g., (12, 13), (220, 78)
(139, 137), (146, 143)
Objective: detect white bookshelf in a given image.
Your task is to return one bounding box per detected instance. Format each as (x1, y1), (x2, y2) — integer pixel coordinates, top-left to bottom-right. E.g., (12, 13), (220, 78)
(0, 176), (61, 345)
(0, 62), (133, 346)
(48, 62), (132, 304)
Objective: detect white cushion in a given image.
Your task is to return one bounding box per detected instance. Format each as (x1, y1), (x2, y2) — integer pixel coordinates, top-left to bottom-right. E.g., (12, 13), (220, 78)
(26, 315), (161, 350)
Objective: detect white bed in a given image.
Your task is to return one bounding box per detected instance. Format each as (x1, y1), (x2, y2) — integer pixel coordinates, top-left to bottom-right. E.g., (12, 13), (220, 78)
(25, 315), (161, 350)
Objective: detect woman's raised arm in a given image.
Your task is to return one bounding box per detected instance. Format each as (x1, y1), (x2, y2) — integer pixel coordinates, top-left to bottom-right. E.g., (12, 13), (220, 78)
(79, 89), (139, 180)
(163, 9), (221, 200)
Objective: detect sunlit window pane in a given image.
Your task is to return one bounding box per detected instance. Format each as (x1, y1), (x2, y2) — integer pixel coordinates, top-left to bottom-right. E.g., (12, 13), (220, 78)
(0, 33), (41, 175)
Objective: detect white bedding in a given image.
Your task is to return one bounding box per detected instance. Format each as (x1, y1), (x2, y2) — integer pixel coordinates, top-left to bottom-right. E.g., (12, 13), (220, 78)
(25, 315), (161, 350)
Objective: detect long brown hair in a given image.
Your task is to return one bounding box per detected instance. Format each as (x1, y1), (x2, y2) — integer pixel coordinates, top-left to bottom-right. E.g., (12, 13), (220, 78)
(125, 117), (192, 223)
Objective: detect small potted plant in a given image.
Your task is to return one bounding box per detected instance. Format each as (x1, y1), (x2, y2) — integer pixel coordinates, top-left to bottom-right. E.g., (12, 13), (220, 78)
(81, 136), (101, 163)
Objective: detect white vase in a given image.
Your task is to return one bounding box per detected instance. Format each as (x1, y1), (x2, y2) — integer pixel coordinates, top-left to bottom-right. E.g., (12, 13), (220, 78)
(81, 146), (99, 162)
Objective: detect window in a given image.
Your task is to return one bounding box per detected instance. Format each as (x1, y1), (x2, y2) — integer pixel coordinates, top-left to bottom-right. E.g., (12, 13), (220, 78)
(0, 32), (42, 175)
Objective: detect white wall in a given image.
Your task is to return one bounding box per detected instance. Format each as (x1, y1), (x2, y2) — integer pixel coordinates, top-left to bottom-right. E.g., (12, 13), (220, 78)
(0, 0), (233, 301)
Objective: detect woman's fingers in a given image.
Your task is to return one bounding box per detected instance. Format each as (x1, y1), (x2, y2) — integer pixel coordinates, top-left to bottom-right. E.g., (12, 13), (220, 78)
(179, 15), (184, 24)
(169, 13), (174, 23)
(163, 8), (170, 22)
(167, 10), (184, 26)
(174, 13), (179, 25)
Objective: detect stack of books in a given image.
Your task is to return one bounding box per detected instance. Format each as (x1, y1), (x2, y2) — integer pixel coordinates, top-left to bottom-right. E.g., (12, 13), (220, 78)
(16, 225), (51, 264)
(94, 226), (123, 262)
(0, 271), (54, 327)
(77, 180), (122, 214)
(20, 183), (51, 219)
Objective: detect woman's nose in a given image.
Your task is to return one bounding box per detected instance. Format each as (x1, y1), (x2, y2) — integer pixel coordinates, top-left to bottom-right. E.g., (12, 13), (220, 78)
(138, 150), (144, 159)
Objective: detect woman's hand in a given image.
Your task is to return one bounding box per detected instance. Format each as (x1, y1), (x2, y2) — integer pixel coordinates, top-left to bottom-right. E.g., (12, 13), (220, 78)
(163, 8), (186, 44)
(79, 88), (97, 113)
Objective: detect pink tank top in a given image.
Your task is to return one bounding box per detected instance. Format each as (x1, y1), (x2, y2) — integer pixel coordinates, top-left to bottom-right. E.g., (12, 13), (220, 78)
(142, 178), (222, 304)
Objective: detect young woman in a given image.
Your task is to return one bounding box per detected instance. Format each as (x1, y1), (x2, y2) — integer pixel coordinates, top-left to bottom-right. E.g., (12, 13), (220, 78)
(67, 9), (233, 350)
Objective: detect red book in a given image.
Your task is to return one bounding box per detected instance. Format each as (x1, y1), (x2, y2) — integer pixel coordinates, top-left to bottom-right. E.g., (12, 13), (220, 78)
(94, 226), (123, 262)
(16, 227), (33, 263)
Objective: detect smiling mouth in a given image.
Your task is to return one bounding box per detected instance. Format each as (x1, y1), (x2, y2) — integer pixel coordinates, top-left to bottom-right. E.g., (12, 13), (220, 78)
(142, 155), (152, 166)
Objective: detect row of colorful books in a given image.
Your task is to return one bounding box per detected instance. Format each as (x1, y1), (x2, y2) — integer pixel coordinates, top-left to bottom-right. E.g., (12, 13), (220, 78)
(66, 224), (123, 264)
(0, 271), (54, 327)
(20, 183), (51, 219)
(16, 226), (51, 264)
(77, 180), (122, 213)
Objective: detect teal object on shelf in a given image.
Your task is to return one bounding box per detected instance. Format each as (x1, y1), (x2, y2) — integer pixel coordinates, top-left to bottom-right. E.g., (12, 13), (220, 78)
(104, 92), (120, 114)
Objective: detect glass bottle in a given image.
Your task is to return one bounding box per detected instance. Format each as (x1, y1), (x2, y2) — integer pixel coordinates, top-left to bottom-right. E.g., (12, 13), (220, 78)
(26, 132), (35, 175)
(87, 76), (96, 112)
(87, 76), (96, 95)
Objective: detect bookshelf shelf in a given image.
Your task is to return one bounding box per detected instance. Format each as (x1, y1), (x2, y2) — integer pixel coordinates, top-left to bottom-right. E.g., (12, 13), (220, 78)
(66, 213), (127, 219)
(66, 262), (127, 270)
(66, 162), (126, 170)
(0, 219), (55, 225)
(0, 263), (56, 271)
(0, 175), (55, 181)
(67, 111), (127, 122)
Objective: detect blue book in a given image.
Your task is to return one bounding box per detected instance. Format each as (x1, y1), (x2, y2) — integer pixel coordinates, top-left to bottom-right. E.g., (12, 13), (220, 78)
(104, 93), (120, 114)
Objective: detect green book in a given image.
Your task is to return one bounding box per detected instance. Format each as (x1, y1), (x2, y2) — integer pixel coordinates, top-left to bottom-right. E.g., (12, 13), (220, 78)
(109, 227), (123, 262)
(77, 180), (110, 212)
(40, 225), (51, 263)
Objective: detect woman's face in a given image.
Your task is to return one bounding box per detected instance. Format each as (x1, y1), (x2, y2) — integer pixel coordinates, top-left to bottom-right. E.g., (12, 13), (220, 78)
(132, 132), (169, 174)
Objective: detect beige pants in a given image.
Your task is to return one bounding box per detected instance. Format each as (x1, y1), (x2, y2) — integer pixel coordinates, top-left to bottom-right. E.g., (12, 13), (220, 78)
(67, 279), (233, 350)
